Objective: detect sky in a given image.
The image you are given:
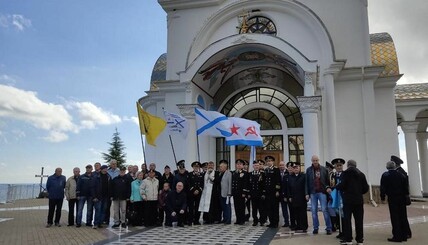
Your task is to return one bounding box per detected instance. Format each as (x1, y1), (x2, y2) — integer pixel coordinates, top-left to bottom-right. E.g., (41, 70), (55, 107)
(0, 0), (426, 183)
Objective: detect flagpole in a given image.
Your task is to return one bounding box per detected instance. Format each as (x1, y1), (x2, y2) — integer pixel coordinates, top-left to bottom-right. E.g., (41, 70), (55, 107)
(163, 107), (178, 164)
(196, 135), (200, 162)
(169, 135), (177, 164)
(140, 133), (146, 163)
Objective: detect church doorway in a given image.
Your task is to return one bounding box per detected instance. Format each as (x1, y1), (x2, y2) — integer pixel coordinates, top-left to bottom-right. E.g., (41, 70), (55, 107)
(216, 87), (304, 167)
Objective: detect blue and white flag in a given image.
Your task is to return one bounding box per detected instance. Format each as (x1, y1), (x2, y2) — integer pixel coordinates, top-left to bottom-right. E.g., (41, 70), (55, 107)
(225, 117), (263, 146)
(195, 108), (231, 137)
(164, 110), (189, 138)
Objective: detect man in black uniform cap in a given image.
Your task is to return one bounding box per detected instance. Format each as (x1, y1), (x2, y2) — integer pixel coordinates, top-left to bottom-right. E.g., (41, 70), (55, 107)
(329, 158), (345, 238)
(381, 161), (409, 242)
(248, 160), (265, 226)
(262, 155), (281, 228)
(287, 162), (308, 232)
(188, 161), (204, 225)
(390, 155), (412, 239)
(231, 159), (249, 225)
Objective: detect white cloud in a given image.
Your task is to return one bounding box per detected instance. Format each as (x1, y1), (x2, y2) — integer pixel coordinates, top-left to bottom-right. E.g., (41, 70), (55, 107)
(125, 116), (139, 126)
(0, 74), (17, 86)
(69, 101), (122, 129)
(43, 131), (68, 142)
(0, 84), (126, 142)
(0, 84), (77, 142)
(0, 14), (32, 31)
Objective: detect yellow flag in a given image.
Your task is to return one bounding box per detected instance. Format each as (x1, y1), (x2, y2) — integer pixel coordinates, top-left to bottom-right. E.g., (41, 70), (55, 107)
(136, 102), (166, 146)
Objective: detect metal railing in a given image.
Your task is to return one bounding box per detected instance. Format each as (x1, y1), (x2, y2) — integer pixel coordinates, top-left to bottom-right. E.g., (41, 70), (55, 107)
(0, 184), (40, 203)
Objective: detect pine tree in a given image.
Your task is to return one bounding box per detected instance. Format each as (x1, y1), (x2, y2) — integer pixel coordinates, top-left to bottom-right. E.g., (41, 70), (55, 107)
(102, 128), (127, 167)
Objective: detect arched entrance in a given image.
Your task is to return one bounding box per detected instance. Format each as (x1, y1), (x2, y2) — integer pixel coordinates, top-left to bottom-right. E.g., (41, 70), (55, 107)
(218, 87), (304, 166)
(189, 42), (311, 166)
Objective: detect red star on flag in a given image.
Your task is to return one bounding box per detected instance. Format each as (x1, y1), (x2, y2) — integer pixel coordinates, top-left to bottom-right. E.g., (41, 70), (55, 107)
(230, 124), (240, 135)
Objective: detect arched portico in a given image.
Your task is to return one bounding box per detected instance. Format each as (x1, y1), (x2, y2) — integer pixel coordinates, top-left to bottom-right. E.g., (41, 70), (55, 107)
(181, 34), (321, 167)
(395, 83), (428, 197)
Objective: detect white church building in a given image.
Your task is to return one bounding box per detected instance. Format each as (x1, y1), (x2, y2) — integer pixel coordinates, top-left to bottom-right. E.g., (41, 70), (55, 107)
(139, 0), (428, 197)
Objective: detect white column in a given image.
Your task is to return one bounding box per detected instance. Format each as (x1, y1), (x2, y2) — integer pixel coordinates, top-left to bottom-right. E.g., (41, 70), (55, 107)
(178, 104), (200, 164)
(297, 96), (322, 170)
(401, 121), (422, 197)
(322, 73), (338, 160)
(417, 132), (428, 196)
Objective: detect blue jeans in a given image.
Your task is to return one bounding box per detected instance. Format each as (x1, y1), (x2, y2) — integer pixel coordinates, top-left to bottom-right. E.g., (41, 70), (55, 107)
(98, 197), (109, 225)
(93, 199), (102, 226)
(220, 196), (231, 224)
(310, 192), (332, 231)
(76, 196), (94, 225)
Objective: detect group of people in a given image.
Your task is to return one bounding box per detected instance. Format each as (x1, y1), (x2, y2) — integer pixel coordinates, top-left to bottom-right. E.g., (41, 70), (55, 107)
(45, 154), (412, 244)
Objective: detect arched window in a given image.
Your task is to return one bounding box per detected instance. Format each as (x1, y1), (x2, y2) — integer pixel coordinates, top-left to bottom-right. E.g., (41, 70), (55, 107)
(240, 16), (277, 36)
(221, 87), (302, 128)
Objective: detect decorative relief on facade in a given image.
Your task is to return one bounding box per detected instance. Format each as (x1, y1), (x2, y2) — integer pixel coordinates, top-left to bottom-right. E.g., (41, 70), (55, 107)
(400, 121), (419, 133)
(177, 104), (202, 119)
(232, 35), (256, 44)
(183, 81), (192, 93)
(304, 72), (315, 86)
(304, 71), (317, 93)
(297, 96), (322, 113)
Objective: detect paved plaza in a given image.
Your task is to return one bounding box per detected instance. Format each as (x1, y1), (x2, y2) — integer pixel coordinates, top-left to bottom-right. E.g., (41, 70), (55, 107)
(1, 198), (428, 245)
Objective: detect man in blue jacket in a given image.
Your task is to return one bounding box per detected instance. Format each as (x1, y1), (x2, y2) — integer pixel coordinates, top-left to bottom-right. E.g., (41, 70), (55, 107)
(46, 168), (66, 227)
(76, 164), (99, 227)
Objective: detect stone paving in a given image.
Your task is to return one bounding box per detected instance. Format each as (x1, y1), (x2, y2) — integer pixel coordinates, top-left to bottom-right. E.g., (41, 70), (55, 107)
(105, 225), (267, 245)
(1, 198), (428, 245)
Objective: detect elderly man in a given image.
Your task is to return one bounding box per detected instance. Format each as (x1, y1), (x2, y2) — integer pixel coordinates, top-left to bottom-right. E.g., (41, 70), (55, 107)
(76, 165), (99, 227)
(140, 169), (160, 227)
(110, 166), (131, 228)
(199, 161), (221, 224)
(232, 159), (249, 225)
(390, 155), (412, 239)
(105, 159), (120, 224)
(219, 160), (232, 224)
(166, 182), (187, 227)
(287, 162), (308, 233)
(188, 161), (204, 225)
(65, 167), (80, 226)
(248, 160), (265, 226)
(336, 160), (369, 245)
(306, 155), (332, 235)
(107, 159), (120, 179)
(262, 155), (281, 228)
(46, 168), (66, 227)
(381, 161), (409, 242)
(97, 165), (111, 228)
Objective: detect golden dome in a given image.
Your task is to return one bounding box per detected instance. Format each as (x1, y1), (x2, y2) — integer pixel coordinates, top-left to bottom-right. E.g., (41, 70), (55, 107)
(150, 53), (167, 91)
(370, 33), (399, 77)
